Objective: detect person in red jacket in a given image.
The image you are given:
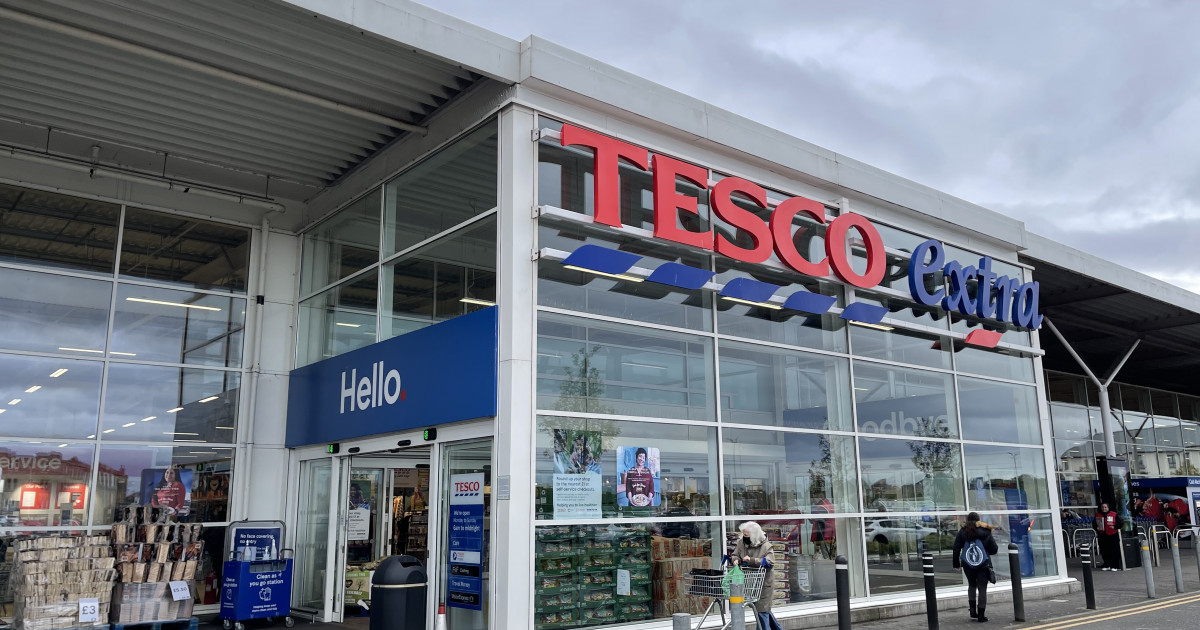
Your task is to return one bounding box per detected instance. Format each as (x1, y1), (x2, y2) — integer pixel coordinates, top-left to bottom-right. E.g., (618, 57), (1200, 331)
(151, 467), (188, 515)
(1094, 503), (1122, 571)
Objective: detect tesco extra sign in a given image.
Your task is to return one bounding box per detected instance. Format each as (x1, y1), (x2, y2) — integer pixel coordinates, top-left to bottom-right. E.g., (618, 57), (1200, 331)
(560, 124), (1042, 330)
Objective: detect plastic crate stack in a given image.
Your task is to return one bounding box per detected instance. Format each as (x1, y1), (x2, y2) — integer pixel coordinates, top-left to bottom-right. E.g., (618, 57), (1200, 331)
(10, 534), (116, 630)
(533, 525), (653, 629)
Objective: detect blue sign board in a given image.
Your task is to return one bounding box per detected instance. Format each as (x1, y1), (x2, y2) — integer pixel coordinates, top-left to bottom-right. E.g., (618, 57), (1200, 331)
(221, 559), (293, 622)
(231, 527), (281, 561)
(286, 307), (498, 447)
(447, 473), (485, 610)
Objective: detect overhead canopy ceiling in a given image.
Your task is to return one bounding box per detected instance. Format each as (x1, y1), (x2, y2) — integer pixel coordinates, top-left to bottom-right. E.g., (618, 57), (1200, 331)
(1028, 257), (1200, 397)
(0, 0), (495, 201)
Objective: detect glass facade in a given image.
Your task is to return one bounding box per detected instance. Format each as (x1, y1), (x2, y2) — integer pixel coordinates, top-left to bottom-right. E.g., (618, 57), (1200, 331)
(532, 120), (1052, 629)
(296, 119), (499, 367)
(0, 182), (241, 531)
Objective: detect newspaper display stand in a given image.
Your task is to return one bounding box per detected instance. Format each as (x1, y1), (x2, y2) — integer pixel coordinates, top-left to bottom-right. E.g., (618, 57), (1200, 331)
(220, 521), (295, 630)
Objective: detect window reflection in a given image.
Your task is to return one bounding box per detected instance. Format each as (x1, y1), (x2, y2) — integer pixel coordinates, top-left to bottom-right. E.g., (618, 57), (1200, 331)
(725, 518), (866, 603)
(849, 318), (950, 370)
(0, 353), (102, 439)
(0, 267), (112, 355)
(0, 182), (120, 274)
(296, 271), (378, 367)
(963, 445), (1049, 511)
(864, 514), (962, 592)
(537, 315), (715, 421)
(858, 437), (965, 512)
(112, 284), (246, 367)
(722, 428), (858, 515)
(958, 377), (1041, 445)
(719, 341), (851, 431)
(715, 259), (846, 353)
(299, 190), (381, 297)
(120, 207), (251, 293)
(0, 442), (95, 526)
(101, 363), (239, 443)
(853, 363), (957, 438)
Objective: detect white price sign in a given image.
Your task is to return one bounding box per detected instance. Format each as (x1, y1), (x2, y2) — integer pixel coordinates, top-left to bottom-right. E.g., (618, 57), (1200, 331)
(78, 598), (99, 623)
(169, 580), (191, 601)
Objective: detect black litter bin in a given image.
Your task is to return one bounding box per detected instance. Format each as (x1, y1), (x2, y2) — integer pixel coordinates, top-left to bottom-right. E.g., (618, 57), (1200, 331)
(1121, 534), (1142, 568)
(370, 555), (427, 630)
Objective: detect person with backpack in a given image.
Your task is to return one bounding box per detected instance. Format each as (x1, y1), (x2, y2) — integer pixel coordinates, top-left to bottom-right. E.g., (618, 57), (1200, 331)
(953, 512), (999, 622)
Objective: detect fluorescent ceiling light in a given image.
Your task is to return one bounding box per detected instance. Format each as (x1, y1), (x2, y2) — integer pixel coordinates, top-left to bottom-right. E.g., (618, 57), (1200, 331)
(198, 396), (219, 403)
(122, 423), (136, 428)
(174, 439), (207, 443)
(537, 353), (562, 359)
(103, 429), (115, 434)
(87, 435), (95, 439)
(166, 407), (184, 413)
(57, 444), (67, 448)
(216, 426), (235, 430)
(460, 297), (496, 307)
(141, 416), (156, 422)
(848, 321), (895, 332)
(24, 386), (41, 393)
(623, 362), (666, 370)
(0, 409), (6, 415)
(720, 296), (782, 310)
(212, 447), (234, 450)
(110, 351), (137, 357)
(335, 322), (360, 328)
(7, 399), (20, 406)
(125, 297), (222, 312)
(49, 368), (68, 378)
(563, 265), (644, 282)
(59, 347), (103, 354)
(165, 432), (199, 436)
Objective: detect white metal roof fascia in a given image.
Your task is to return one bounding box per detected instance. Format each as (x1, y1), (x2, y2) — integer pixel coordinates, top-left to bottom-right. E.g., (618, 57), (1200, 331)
(515, 35), (1028, 250)
(1023, 232), (1200, 311)
(278, 0), (521, 84)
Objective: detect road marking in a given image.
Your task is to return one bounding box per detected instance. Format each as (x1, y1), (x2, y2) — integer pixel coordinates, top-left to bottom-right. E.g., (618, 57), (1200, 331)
(1032, 592), (1200, 630)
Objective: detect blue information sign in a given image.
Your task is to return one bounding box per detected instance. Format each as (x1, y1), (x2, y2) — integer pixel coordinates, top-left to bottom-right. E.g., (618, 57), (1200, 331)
(447, 473), (485, 610)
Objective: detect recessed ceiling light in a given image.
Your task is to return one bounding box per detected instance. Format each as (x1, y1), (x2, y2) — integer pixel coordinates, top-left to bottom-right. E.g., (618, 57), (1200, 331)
(198, 396), (219, 403)
(87, 435), (95, 439)
(58, 347), (103, 354)
(141, 416), (156, 422)
(110, 351), (137, 357)
(122, 422), (136, 428)
(49, 368), (68, 378)
(166, 407), (184, 413)
(460, 298), (496, 307)
(125, 297), (222, 312)
(720, 296), (782, 310)
(57, 444), (67, 448)
(7, 399), (20, 406)
(848, 321), (895, 332)
(24, 386), (41, 393)
(164, 432), (199, 436)
(563, 265), (645, 282)
(102, 429), (115, 434)
(335, 322), (360, 328)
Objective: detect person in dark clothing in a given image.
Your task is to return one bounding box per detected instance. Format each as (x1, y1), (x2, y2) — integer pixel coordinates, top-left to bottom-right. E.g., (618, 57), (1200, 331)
(953, 512), (999, 623)
(1094, 503), (1122, 570)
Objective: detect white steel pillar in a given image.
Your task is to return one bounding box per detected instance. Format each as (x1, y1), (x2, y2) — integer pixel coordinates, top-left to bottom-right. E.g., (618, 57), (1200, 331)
(491, 104), (537, 630)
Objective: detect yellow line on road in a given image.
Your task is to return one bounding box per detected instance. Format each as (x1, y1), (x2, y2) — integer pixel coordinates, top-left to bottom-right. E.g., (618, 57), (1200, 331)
(1031, 592), (1200, 630)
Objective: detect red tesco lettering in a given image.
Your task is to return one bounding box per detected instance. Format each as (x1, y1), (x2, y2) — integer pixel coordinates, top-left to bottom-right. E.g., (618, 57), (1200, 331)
(454, 481), (480, 492)
(561, 124), (886, 289)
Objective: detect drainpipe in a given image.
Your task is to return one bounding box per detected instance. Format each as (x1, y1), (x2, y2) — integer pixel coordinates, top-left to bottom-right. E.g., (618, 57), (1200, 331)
(1043, 318), (1140, 457)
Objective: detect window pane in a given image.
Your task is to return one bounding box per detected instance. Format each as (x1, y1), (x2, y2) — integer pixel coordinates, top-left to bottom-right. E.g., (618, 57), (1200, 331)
(1050, 404), (1092, 440)
(0, 441), (94, 526)
(715, 261), (846, 353)
(850, 323), (950, 370)
(959, 377), (1042, 445)
(864, 514), (961, 593)
(1046, 372), (1090, 406)
(95, 444), (233, 524)
(296, 271), (378, 367)
(853, 363), (957, 438)
(120, 207), (252, 292)
(0, 352), (102, 439)
(1059, 472), (1098, 510)
(953, 343), (1034, 382)
(963, 445), (1049, 510)
(534, 416), (717, 520)
(991, 516), (1057, 579)
(0, 266), (112, 355)
(537, 315), (715, 421)
(299, 189), (381, 296)
(0, 182), (120, 274)
(382, 217), (495, 340)
(1054, 439), (1095, 473)
(725, 518), (866, 602)
(718, 340), (851, 431)
(859, 437), (965, 512)
(538, 137), (656, 231)
(723, 428), (858, 515)
(112, 284), (246, 367)
(538, 224), (713, 332)
(385, 121), (498, 256)
(101, 363), (239, 443)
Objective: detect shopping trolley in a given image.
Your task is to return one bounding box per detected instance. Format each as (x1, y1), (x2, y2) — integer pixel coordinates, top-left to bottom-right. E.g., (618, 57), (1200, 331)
(684, 566), (768, 629)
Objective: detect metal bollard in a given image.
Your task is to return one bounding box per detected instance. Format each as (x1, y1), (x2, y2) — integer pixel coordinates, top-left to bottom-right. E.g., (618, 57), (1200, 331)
(922, 553), (938, 630)
(1080, 544), (1096, 610)
(729, 580), (746, 630)
(1141, 543), (1156, 598)
(836, 555), (851, 630)
(672, 612), (690, 630)
(1008, 543), (1025, 622)
(1172, 537), (1185, 593)
(1194, 531), (1200, 586)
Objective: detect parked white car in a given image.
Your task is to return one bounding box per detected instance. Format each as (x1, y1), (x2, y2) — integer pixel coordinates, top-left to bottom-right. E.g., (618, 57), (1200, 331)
(865, 519), (938, 546)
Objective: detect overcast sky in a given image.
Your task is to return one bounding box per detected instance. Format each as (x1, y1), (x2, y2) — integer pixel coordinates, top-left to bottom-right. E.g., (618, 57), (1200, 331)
(419, 0), (1200, 294)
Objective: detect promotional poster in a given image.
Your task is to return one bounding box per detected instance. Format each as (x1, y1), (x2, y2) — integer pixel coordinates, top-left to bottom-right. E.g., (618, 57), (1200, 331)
(551, 429), (603, 518)
(617, 446), (660, 508)
(140, 467), (192, 517)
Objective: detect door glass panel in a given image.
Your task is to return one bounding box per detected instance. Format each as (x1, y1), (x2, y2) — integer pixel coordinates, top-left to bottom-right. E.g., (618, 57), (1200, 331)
(439, 441), (492, 630)
(345, 467), (384, 614)
(295, 459), (332, 610)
